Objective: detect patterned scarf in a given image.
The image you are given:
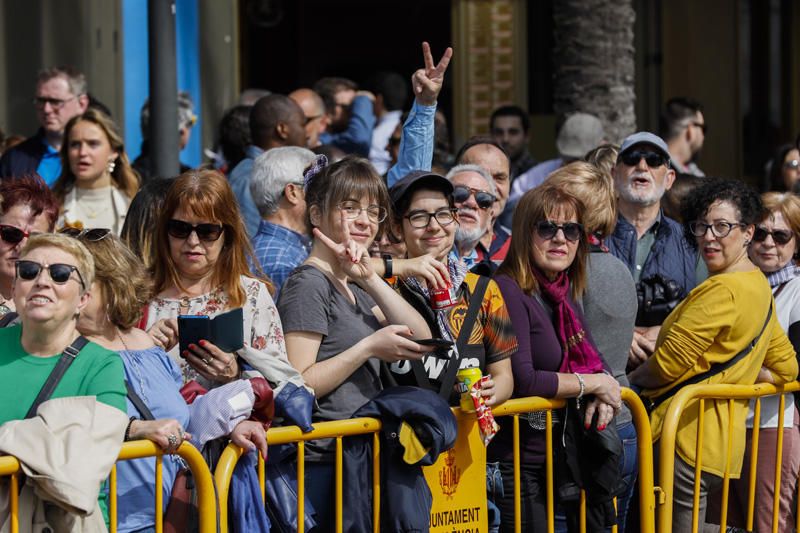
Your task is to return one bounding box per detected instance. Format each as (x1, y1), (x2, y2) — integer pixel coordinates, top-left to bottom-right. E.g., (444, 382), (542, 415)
(532, 267), (605, 374)
(765, 261), (800, 288)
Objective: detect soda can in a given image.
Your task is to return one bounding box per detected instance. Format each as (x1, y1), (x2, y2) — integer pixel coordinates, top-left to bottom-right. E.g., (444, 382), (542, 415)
(455, 367), (483, 412)
(430, 283), (458, 310)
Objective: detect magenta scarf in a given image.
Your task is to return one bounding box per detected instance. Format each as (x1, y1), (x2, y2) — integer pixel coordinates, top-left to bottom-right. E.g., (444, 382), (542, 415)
(533, 268), (605, 374)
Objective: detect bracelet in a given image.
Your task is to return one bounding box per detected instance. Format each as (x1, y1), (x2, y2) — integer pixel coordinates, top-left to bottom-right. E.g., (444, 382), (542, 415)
(574, 373), (585, 407)
(124, 417), (137, 441)
(382, 254), (393, 278)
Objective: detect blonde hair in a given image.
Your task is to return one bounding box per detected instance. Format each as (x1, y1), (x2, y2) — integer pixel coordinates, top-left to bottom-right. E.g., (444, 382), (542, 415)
(545, 161), (616, 238)
(20, 233), (95, 291)
(761, 192), (800, 238)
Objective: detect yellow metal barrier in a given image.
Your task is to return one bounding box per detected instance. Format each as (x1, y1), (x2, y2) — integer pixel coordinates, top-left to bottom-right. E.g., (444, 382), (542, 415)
(0, 440), (216, 533)
(656, 381), (800, 533)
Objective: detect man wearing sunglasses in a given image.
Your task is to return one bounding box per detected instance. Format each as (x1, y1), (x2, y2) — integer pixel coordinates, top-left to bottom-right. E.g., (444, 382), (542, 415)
(606, 132), (700, 368)
(660, 97), (706, 177)
(0, 66), (89, 185)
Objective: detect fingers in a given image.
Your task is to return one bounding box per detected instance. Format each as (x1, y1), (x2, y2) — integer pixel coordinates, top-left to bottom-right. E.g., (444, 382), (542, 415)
(340, 210), (351, 243)
(312, 227), (344, 255)
(434, 47), (453, 75)
(595, 403), (614, 430)
(421, 41), (434, 72)
(250, 427), (268, 458)
(583, 400), (597, 429)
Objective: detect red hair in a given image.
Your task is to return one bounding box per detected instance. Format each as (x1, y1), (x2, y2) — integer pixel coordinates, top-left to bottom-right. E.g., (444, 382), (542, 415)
(0, 174), (59, 230)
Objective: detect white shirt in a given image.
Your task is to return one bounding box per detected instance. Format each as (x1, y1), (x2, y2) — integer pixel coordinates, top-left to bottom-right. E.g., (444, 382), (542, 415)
(369, 110), (402, 175)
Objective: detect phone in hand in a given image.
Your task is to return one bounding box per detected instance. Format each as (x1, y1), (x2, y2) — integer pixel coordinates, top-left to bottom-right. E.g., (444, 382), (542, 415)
(415, 338), (455, 349)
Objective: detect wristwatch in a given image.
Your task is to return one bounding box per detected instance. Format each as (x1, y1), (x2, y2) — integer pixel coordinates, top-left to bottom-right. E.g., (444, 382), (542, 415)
(382, 254), (393, 278)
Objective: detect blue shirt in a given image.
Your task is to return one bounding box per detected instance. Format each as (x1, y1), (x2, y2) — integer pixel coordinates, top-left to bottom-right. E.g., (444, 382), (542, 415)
(252, 220), (311, 298)
(35, 140), (61, 187)
(319, 95), (376, 156)
(386, 101), (437, 187)
(228, 145), (264, 237)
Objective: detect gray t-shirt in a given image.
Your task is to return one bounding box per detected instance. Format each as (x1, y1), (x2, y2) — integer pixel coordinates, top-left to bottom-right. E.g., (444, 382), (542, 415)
(277, 264), (382, 461)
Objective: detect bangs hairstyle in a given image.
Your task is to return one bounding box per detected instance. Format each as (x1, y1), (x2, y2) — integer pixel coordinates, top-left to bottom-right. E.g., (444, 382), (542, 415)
(153, 170), (272, 307)
(761, 191), (800, 240)
(544, 161), (616, 238)
(21, 233), (95, 292)
(79, 233), (152, 329)
(305, 155), (392, 234)
(496, 185), (588, 298)
(0, 174), (59, 230)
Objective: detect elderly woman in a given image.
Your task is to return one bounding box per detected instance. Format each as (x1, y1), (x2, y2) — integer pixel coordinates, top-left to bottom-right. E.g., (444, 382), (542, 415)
(277, 156), (430, 527)
(0, 233), (127, 526)
(629, 178), (798, 532)
(53, 108), (139, 233)
(492, 185), (622, 532)
(70, 228), (267, 533)
(0, 175), (59, 315)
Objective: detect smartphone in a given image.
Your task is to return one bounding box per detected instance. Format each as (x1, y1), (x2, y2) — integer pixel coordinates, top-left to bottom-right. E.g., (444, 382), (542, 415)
(415, 338), (455, 349)
(178, 315), (211, 357)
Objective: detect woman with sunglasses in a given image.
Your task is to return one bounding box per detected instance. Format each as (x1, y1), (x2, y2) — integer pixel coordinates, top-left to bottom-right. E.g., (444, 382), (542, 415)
(629, 178), (798, 531)
(0, 175), (60, 315)
(492, 184), (621, 532)
(277, 156), (431, 527)
(144, 170), (305, 395)
(53, 108), (139, 234)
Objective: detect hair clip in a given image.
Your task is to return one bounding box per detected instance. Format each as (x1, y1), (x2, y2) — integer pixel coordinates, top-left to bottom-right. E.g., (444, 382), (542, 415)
(303, 154), (328, 191)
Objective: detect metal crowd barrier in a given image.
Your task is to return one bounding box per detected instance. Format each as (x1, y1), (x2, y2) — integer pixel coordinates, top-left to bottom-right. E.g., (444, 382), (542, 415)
(656, 381), (800, 533)
(214, 388), (654, 533)
(0, 440), (217, 533)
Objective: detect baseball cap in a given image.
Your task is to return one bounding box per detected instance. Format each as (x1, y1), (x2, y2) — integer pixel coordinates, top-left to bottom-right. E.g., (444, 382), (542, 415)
(556, 113), (606, 159)
(389, 170), (453, 210)
(618, 132), (671, 161)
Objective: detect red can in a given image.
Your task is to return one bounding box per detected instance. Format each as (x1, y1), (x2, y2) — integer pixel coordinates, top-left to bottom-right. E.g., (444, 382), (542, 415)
(430, 283), (458, 310)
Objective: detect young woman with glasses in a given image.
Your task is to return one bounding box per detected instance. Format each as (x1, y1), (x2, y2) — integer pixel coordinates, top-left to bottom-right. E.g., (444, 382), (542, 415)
(629, 178), (798, 531)
(277, 156), (431, 527)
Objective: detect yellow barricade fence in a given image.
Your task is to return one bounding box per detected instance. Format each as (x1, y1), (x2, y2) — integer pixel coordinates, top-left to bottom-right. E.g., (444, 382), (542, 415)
(214, 387), (655, 533)
(656, 380), (800, 533)
(0, 440), (216, 533)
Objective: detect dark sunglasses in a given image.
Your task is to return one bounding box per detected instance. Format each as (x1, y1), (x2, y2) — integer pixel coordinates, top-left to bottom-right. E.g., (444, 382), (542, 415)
(620, 150), (668, 168)
(452, 186), (496, 210)
(59, 227), (112, 241)
(0, 224), (31, 245)
(534, 221), (584, 242)
(167, 219), (224, 242)
(753, 226), (794, 245)
(16, 260), (85, 288)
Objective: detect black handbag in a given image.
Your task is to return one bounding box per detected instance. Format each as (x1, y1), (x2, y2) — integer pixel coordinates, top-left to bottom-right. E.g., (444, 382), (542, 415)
(635, 274), (686, 327)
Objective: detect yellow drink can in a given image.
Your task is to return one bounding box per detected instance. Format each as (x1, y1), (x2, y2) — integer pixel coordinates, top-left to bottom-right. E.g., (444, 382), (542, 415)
(455, 367), (483, 412)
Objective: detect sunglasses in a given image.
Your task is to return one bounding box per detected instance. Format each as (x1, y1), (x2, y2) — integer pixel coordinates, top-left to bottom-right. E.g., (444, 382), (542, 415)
(535, 221), (584, 242)
(16, 260), (85, 288)
(167, 219), (224, 242)
(452, 186), (496, 210)
(753, 226), (794, 245)
(59, 227), (111, 241)
(0, 224), (31, 245)
(620, 151), (668, 168)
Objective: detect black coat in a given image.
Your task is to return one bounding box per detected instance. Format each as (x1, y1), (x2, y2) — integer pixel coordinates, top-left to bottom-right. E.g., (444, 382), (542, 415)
(0, 130), (48, 179)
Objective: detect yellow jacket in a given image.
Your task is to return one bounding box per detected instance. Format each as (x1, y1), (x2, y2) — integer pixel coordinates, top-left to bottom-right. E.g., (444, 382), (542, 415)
(644, 269), (798, 477)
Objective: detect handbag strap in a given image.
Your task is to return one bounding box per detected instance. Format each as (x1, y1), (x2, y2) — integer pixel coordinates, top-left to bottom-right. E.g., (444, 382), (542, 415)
(649, 302), (773, 410)
(126, 381), (156, 420)
(25, 336), (89, 419)
(0, 312), (19, 328)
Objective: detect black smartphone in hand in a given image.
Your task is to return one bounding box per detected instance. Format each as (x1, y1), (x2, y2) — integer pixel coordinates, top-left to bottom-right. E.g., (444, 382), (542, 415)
(415, 338), (455, 349)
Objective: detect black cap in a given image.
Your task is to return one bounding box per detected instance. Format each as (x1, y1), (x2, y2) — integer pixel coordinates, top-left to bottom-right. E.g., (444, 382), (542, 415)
(388, 170), (453, 210)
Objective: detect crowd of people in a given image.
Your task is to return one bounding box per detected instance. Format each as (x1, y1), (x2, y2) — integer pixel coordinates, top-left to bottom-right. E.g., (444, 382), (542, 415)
(0, 41), (798, 533)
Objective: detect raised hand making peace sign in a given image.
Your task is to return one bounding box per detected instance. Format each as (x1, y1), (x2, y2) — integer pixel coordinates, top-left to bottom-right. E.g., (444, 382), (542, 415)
(413, 41), (453, 106)
(313, 208), (377, 281)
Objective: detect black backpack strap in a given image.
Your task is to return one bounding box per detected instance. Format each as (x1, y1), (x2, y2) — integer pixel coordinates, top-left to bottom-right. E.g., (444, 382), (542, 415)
(126, 382), (156, 420)
(0, 312), (19, 328)
(25, 336), (89, 419)
(437, 275), (490, 399)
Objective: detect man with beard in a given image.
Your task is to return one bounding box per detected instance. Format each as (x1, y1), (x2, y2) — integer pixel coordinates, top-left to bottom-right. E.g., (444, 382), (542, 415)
(606, 132), (700, 368)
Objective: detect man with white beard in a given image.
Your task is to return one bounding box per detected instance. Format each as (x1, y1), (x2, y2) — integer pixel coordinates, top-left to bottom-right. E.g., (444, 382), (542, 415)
(605, 132), (700, 368)
(445, 164), (500, 273)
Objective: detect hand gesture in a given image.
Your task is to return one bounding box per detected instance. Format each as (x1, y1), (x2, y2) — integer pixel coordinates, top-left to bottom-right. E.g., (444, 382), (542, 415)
(413, 42), (453, 106)
(183, 339), (239, 384)
(230, 420), (268, 459)
(313, 212), (375, 280)
(396, 254), (451, 290)
(365, 324), (429, 363)
(148, 318), (179, 351)
(583, 398), (615, 431)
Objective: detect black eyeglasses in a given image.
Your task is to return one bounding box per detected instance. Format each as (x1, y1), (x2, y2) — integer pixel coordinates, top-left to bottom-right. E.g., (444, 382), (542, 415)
(32, 95), (79, 110)
(16, 260), (85, 288)
(0, 225), (31, 245)
(619, 151), (669, 168)
(534, 221), (584, 242)
(688, 220), (746, 238)
(753, 226), (794, 245)
(452, 186), (496, 210)
(59, 227), (111, 241)
(405, 208), (457, 229)
(167, 219), (225, 242)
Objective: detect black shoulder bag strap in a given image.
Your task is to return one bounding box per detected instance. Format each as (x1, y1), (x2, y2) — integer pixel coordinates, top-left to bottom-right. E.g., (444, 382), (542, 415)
(125, 382), (156, 420)
(25, 336), (89, 419)
(0, 312), (19, 328)
(649, 302), (774, 410)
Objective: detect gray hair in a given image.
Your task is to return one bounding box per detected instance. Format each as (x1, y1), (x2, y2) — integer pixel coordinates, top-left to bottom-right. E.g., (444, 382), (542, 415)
(250, 146), (317, 217)
(445, 163), (498, 197)
(140, 91), (196, 139)
(37, 66), (87, 97)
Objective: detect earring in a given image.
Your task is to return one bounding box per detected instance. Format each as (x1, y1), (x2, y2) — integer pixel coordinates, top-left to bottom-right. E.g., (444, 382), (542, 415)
(107, 159), (116, 174)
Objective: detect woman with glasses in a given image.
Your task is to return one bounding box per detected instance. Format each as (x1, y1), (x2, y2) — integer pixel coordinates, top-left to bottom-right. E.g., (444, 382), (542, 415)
(629, 178), (798, 531)
(491, 182), (621, 532)
(277, 156), (430, 527)
(0, 176), (59, 315)
(53, 108), (139, 234)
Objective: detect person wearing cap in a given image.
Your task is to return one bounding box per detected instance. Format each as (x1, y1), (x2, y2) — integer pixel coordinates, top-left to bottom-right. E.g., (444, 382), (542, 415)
(383, 170), (515, 406)
(605, 132), (701, 369)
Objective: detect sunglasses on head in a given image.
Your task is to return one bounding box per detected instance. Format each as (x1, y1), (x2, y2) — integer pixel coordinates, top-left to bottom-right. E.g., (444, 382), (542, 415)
(620, 150), (668, 168)
(452, 186), (496, 210)
(59, 227), (111, 242)
(534, 221), (584, 242)
(167, 219), (224, 242)
(0, 224), (31, 245)
(753, 226), (794, 245)
(16, 260), (85, 288)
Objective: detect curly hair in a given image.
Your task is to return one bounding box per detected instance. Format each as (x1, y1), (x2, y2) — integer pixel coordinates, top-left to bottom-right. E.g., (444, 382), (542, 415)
(680, 177), (763, 250)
